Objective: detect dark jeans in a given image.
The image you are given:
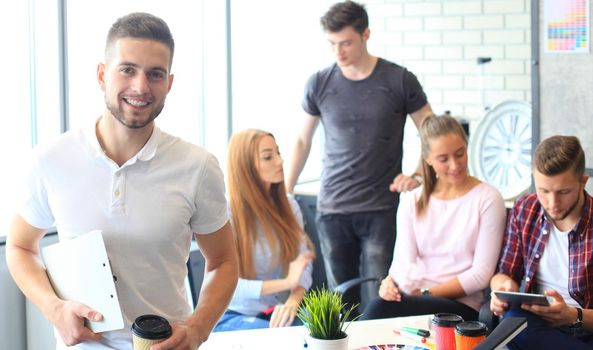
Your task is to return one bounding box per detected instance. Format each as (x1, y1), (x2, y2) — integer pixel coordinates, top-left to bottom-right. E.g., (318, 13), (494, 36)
(505, 309), (593, 350)
(316, 209), (396, 313)
(360, 294), (479, 322)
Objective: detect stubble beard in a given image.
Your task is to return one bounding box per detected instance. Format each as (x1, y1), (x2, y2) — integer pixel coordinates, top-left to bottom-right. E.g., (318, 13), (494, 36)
(544, 190), (582, 222)
(106, 97), (165, 129)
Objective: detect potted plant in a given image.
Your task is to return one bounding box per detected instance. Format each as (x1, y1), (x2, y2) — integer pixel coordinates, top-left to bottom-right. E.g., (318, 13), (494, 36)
(297, 287), (360, 350)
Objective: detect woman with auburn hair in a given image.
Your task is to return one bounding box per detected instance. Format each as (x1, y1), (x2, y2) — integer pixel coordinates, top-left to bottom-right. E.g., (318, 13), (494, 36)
(361, 115), (506, 321)
(214, 129), (315, 331)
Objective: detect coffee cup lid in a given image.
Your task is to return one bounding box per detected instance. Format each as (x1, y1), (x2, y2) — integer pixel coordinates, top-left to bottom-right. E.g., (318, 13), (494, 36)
(455, 321), (488, 336)
(131, 314), (172, 340)
(431, 313), (464, 327)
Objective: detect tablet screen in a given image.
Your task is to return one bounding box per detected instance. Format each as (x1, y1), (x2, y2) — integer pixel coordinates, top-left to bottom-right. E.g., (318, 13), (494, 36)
(493, 291), (551, 308)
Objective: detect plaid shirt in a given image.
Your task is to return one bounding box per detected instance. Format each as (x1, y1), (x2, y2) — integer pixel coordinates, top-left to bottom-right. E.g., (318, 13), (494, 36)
(497, 191), (593, 308)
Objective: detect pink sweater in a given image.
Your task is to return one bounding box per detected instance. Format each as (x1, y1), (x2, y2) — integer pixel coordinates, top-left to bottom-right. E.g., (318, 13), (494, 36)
(389, 182), (506, 311)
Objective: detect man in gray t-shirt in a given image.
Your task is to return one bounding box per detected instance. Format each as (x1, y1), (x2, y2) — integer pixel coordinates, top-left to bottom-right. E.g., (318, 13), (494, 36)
(286, 1), (433, 310)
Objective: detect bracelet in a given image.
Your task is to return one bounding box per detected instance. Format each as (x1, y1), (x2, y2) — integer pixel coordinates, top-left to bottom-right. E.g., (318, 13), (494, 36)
(411, 173), (423, 184)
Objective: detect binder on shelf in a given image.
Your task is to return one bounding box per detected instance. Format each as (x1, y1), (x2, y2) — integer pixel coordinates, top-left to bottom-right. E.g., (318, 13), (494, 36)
(42, 230), (124, 333)
(473, 317), (527, 350)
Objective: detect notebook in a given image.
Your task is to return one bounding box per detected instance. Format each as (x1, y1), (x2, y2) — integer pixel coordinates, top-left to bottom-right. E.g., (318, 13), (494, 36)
(41, 230), (124, 333)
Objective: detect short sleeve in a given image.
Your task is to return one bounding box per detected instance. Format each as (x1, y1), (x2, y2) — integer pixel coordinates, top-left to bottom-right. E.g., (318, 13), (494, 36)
(18, 150), (55, 229)
(191, 153), (229, 234)
(301, 73), (321, 116)
(403, 69), (428, 115)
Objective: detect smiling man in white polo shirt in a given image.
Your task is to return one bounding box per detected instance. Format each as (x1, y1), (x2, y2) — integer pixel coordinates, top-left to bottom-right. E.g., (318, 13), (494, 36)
(5, 12), (238, 350)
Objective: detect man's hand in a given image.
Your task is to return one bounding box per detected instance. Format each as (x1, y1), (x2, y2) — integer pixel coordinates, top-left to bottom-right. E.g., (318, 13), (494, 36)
(49, 300), (103, 346)
(285, 251), (315, 290)
(150, 320), (202, 350)
(490, 278), (518, 317)
(390, 174), (421, 193)
(269, 300), (299, 328)
(378, 276), (402, 302)
(521, 290), (578, 328)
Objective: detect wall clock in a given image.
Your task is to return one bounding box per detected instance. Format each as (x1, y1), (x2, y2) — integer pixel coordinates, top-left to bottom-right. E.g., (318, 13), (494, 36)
(470, 100), (532, 201)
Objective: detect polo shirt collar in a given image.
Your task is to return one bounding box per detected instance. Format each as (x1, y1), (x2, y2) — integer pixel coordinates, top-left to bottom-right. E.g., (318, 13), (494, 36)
(85, 117), (161, 163)
(136, 126), (160, 161)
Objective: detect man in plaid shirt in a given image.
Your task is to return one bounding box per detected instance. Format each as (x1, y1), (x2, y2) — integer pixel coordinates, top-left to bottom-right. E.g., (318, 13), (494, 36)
(490, 135), (593, 349)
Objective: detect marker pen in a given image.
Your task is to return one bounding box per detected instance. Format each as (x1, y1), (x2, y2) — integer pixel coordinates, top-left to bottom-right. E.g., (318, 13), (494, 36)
(393, 329), (427, 344)
(400, 326), (431, 338)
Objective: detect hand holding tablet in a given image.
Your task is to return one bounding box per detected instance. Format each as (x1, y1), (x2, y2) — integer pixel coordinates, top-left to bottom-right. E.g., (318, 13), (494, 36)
(493, 291), (553, 309)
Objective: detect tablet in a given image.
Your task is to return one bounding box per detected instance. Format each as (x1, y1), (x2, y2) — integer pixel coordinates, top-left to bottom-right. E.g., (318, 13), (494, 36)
(493, 291), (551, 309)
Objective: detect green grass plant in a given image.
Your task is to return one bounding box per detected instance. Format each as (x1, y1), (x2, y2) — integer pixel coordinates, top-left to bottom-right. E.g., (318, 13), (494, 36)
(296, 287), (360, 340)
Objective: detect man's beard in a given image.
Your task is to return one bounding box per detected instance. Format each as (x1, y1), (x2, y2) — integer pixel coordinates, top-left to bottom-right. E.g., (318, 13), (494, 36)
(106, 98), (165, 129)
(544, 191), (582, 222)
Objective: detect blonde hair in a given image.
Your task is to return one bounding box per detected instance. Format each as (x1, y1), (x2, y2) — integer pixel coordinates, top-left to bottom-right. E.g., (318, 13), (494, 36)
(416, 115), (468, 215)
(227, 129), (311, 278)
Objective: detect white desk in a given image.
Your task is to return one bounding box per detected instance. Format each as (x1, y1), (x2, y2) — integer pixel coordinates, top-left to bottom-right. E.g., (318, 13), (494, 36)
(201, 316), (434, 350)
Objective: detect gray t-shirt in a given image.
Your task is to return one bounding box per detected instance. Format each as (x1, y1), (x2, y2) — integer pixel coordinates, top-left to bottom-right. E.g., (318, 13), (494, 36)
(302, 58), (427, 214)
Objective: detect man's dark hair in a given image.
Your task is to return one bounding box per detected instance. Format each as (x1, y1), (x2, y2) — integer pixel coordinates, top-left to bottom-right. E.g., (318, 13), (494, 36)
(105, 12), (175, 68)
(533, 135), (585, 178)
(321, 1), (368, 34)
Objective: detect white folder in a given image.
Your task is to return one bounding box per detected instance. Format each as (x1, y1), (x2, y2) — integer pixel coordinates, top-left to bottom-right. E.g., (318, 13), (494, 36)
(41, 230), (124, 333)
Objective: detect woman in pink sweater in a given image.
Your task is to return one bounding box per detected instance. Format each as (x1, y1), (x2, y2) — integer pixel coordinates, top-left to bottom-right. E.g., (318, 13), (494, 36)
(362, 115), (506, 321)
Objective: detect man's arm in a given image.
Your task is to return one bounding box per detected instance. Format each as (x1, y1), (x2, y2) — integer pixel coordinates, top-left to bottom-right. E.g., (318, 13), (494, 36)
(522, 290), (593, 330)
(6, 214), (102, 345)
(489, 273), (520, 316)
(285, 114), (320, 194)
(153, 221), (238, 350)
(390, 103), (433, 193)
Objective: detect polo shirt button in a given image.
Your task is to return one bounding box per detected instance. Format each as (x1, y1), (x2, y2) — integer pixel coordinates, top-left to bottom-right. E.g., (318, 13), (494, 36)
(543, 231), (548, 235)
(525, 277), (530, 282)
(535, 254), (540, 259)
(115, 190), (120, 197)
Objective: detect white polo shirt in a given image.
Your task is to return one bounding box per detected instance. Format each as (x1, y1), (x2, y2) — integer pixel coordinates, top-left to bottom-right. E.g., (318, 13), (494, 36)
(18, 121), (228, 349)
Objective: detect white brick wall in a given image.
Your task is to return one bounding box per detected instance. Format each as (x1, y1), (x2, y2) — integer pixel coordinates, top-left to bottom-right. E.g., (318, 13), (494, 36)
(386, 18), (423, 31)
(464, 45), (504, 59)
(366, 0), (531, 174)
(367, 0), (531, 122)
(425, 46), (463, 60)
(404, 3), (443, 16)
(464, 15), (504, 29)
(425, 17), (462, 31)
(443, 2), (482, 15)
(483, 0), (525, 14)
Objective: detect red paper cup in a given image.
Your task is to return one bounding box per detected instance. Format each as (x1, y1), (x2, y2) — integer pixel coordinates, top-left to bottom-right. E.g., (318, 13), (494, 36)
(432, 313), (464, 350)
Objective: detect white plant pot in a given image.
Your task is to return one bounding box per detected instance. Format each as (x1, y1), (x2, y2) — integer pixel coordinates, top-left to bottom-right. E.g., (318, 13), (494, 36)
(306, 333), (349, 350)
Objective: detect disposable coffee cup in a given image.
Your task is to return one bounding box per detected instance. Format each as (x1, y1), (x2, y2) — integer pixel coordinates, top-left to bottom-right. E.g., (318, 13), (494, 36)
(432, 313), (464, 350)
(455, 321), (487, 350)
(131, 314), (172, 350)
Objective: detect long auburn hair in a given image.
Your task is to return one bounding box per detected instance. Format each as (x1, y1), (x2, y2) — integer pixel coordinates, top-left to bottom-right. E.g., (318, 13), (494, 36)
(416, 115), (468, 215)
(227, 129), (310, 278)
